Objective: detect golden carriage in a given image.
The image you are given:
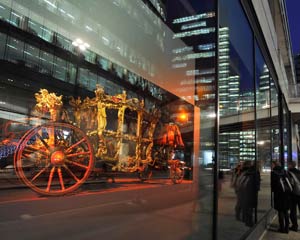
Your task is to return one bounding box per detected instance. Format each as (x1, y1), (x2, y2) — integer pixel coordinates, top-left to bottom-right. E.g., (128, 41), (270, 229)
(11, 85), (185, 196)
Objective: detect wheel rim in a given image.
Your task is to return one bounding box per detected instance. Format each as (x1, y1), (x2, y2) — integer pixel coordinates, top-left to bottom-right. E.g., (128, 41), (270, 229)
(14, 122), (94, 196)
(139, 165), (152, 181)
(170, 168), (184, 184)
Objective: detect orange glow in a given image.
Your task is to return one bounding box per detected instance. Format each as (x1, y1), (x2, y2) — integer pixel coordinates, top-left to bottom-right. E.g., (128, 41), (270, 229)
(178, 112), (188, 122)
(51, 151), (65, 165)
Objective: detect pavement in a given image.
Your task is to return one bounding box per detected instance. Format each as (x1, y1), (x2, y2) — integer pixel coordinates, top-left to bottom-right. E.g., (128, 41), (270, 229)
(0, 169), (300, 240)
(261, 215), (300, 240)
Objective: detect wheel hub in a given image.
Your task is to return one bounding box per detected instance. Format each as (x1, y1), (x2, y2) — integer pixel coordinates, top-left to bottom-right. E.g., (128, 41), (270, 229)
(51, 151), (65, 165)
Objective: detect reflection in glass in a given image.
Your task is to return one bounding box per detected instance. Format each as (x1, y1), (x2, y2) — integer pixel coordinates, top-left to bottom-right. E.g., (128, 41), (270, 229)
(24, 43), (40, 69)
(6, 36), (24, 63)
(218, 0), (256, 239)
(40, 51), (54, 75)
(255, 41), (271, 221)
(271, 79), (280, 162)
(10, 10), (22, 27)
(0, 1), (222, 239)
(282, 100), (289, 167)
(41, 25), (53, 42)
(27, 18), (43, 37)
(0, 32), (6, 59)
(0, 2), (11, 21)
(53, 57), (67, 81)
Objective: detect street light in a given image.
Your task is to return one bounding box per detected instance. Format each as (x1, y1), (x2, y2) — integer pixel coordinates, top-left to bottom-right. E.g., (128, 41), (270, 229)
(71, 38), (90, 96)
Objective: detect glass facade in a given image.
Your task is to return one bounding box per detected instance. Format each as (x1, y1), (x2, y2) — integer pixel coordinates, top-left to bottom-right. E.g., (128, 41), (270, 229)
(218, 1), (256, 238)
(0, 0), (295, 239)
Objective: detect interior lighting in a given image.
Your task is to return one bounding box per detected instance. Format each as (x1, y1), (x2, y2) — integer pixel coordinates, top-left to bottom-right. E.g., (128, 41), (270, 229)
(72, 38), (90, 51)
(178, 112), (188, 122)
(67, 13), (75, 19)
(207, 113), (216, 118)
(58, 8), (66, 14)
(257, 141), (265, 145)
(43, 0), (57, 9)
(85, 25), (93, 31)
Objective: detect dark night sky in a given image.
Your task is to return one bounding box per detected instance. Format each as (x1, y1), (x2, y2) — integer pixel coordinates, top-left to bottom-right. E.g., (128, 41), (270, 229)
(286, 0), (300, 55)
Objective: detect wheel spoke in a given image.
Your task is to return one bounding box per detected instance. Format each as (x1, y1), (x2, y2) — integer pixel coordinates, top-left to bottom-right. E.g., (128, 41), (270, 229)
(66, 138), (86, 153)
(55, 128), (62, 139)
(63, 164), (80, 182)
(36, 132), (50, 150)
(66, 151), (91, 158)
(31, 164), (50, 182)
(65, 159), (88, 169)
(24, 145), (49, 156)
(46, 166), (55, 192)
(20, 154), (37, 166)
(57, 167), (65, 190)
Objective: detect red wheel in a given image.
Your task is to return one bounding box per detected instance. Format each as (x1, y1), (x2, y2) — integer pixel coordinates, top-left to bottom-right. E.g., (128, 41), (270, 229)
(14, 122), (94, 196)
(169, 160), (184, 184)
(170, 167), (184, 184)
(138, 164), (152, 182)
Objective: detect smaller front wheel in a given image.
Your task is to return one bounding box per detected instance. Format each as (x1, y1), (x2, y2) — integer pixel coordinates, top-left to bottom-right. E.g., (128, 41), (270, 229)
(169, 161), (184, 184)
(138, 164), (152, 182)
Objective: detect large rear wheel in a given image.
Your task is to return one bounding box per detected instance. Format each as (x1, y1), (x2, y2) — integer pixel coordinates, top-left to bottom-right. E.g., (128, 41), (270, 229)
(14, 122), (94, 196)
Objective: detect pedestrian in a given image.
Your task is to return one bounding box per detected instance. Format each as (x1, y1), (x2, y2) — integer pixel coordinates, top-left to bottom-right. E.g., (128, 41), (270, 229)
(218, 170), (224, 192)
(236, 161), (260, 227)
(231, 162), (243, 221)
(271, 161), (293, 233)
(287, 161), (300, 232)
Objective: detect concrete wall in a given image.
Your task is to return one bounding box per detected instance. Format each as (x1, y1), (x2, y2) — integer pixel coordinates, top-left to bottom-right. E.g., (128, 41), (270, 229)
(251, 0), (290, 105)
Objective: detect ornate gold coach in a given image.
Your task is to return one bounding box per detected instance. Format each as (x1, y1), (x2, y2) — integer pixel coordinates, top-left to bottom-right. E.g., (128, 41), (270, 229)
(12, 85), (169, 196)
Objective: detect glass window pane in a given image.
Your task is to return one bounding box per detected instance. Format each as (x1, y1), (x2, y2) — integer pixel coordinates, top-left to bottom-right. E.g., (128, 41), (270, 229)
(112, 63), (124, 78)
(255, 41), (271, 222)
(27, 18), (43, 37)
(24, 43), (40, 69)
(0, 2), (11, 21)
(219, 0), (256, 238)
(99, 56), (111, 71)
(55, 32), (72, 51)
(78, 68), (89, 89)
(41, 25), (54, 42)
(39, 50), (53, 75)
(282, 100), (289, 166)
(10, 10), (23, 27)
(0, 2), (219, 240)
(53, 57), (67, 81)
(11, 1), (28, 29)
(271, 80), (280, 162)
(6, 36), (24, 63)
(84, 49), (96, 64)
(88, 72), (98, 91)
(67, 62), (76, 84)
(0, 32), (7, 59)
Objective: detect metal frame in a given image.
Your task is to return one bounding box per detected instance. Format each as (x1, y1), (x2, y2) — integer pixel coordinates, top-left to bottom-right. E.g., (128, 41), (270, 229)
(213, 0), (219, 239)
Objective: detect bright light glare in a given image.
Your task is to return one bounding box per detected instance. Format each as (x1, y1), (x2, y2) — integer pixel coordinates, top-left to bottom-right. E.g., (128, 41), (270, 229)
(79, 45), (86, 51)
(72, 38), (89, 51)
(208, 113), (216, 118)
(179, 113), (188, 121)
(63, 130), (70, 139)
